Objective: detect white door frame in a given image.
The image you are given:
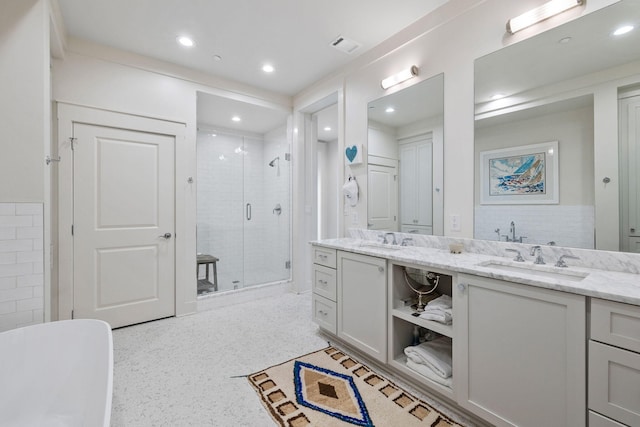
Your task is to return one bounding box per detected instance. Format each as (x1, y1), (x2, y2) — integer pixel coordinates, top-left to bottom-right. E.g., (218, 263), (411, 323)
(56, 103), (195, 320)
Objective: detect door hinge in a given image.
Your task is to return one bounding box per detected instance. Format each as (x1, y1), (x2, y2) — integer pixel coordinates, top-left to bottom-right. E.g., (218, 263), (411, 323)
(285, 260), (291, 269)
(71, 310), (74, 319)
(71, 224), (74, 235)
(69, 137), (77, 150)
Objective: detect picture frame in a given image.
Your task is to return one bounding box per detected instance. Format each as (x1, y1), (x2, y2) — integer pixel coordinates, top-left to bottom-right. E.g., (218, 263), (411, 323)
(479, 141), (559, 205)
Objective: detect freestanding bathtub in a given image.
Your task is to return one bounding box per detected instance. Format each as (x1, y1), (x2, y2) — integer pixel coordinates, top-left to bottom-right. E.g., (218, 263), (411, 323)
(0, 319), (113, 427)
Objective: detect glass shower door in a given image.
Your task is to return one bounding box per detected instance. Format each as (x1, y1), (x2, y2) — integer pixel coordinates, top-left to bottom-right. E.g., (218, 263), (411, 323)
(197, 127), (290, 293)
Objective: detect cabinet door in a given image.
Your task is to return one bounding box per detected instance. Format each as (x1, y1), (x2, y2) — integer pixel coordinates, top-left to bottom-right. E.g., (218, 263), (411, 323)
(589, 340), (640, 426)
(454, 274), (586, 427)
(337, 251), (387, 363)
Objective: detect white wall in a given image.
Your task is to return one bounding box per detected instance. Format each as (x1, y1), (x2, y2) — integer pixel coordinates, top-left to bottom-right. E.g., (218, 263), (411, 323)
(0, 0), (49, 330)
(0, 0), (49, 202)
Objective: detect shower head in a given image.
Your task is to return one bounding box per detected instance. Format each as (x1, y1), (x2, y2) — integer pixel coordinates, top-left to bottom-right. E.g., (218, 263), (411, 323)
(268, 157), (279, 167)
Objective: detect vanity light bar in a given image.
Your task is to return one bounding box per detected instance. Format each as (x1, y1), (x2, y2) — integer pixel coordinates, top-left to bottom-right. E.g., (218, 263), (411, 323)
(507, 0), (583, 34)
(381, 66), (419, 90)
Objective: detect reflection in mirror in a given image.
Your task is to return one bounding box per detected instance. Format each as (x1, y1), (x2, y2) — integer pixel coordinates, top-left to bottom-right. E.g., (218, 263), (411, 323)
(474, 0), (640, 251)
(196, 92), (291, 294)
(367, 73), (444, 236)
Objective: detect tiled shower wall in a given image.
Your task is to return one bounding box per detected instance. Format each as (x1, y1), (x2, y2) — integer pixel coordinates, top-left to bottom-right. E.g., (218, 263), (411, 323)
(0, 203), (44, 332)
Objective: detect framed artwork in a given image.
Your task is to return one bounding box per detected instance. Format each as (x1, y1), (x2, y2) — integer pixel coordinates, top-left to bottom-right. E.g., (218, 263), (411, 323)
(479, 141), (559, 205)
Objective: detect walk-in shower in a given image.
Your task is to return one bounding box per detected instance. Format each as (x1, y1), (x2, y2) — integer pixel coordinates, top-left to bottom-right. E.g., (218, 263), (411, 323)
(196, 92), (291, 295)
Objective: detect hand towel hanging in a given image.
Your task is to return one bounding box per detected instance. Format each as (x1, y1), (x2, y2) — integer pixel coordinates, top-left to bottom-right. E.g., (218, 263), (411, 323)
(343, 176), (359, 207)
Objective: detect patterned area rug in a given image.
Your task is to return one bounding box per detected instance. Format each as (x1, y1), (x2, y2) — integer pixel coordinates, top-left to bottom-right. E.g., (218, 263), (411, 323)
(248, 346), (463, 427)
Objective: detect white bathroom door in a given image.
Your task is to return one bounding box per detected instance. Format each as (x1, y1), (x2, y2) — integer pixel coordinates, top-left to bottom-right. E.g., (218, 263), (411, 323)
(367, 163), (398, 230)
(72, 121), (176, 328)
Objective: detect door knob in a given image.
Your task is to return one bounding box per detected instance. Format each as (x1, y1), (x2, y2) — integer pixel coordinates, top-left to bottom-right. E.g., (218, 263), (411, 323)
(159, 233), (172, 239)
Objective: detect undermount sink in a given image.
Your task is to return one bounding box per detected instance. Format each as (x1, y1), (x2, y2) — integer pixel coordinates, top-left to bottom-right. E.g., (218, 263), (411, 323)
(477, 260), (588, 282)
(358, 242), (404, 251)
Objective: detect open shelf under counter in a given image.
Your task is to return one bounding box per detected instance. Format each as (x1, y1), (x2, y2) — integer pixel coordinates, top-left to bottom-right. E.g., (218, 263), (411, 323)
(389, 356), (454, 399)
(391, 305), (453, 338)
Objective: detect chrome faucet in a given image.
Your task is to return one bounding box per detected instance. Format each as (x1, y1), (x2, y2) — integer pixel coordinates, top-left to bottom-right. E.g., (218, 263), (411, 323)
(530, 245), (545, 264)
(505, 248), (525, 262)
(555, 254), (580, 268)
(383, 232), (397, 245)
(400, 237), (414, 246)
(501, 221), (526, 243)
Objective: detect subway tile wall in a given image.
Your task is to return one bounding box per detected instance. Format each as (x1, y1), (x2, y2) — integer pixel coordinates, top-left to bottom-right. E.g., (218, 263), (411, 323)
(475, 204), (595, 249)
(0, 203), (44, 332)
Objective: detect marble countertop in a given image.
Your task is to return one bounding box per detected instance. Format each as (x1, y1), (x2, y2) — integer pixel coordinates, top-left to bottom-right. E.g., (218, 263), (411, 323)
(312, 238), (640, 306)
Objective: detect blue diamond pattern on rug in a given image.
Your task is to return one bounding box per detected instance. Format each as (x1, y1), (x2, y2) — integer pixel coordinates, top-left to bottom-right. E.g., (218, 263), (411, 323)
(293, 361), (373, 426)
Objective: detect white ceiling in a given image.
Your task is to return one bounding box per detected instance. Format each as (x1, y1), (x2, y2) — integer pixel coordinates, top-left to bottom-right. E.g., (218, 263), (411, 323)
(57, 0), (449, 97)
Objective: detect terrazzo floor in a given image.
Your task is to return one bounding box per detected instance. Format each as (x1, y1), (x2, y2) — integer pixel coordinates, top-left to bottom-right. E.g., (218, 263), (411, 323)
(110, 292), (476, 426)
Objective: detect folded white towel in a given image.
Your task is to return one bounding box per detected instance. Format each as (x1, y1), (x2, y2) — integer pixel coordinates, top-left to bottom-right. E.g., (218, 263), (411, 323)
(404, 336), (452, 379)
(419, 309), (452, 324)
(419, 294), (453, 324)
(427, 294), (452, 309)
(342, 179), (359, 207)
(406, 359), (453, 388)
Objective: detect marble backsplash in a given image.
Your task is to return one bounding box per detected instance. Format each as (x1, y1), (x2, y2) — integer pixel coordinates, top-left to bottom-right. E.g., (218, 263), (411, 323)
(349, 228), (640, 275)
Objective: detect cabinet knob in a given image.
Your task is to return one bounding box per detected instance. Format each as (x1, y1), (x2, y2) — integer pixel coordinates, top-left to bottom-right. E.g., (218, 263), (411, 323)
(378, 266), (384, 273)
(457, 283), (466, 292)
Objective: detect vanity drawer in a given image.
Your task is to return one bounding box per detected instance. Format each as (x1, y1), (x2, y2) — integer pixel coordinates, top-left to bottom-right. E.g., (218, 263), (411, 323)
(591, 298), (640, 353)
(313, 264), (336, 301)
(313, 247), (336, 269)
(588, 340), (640, 427)
(589, 411), (627, 427)
(312, 294), (336, 334)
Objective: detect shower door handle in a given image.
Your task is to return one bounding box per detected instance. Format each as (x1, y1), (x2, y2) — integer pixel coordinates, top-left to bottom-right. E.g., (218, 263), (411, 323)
(246, 203), (252, 221)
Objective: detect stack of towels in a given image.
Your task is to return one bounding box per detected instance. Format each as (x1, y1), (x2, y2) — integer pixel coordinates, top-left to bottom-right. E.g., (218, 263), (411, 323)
(419, 294), (452, 324)
(404, 336), (452, 387)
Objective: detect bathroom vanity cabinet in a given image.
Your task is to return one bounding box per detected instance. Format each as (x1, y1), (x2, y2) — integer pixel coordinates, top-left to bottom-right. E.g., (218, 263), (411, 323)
(455, 274), (586, 427)
(336, 251), (387, 363)
(589, 298), (640, 426)
(311, 247), (337, 334)
(310, 240), (640, 427)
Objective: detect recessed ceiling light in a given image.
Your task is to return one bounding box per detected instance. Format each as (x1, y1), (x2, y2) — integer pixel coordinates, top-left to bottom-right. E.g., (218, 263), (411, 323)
(385, 107), (395, 113)
(613, 25), (634, 36)
(213, 54), (222, 61)
(231, 116), (241, 122)
(177, 36), (194, 47)
(324, 127), (332, 131)
(262, 64), (275, 73)
(558, 36), (572, 44)
(491, 93), (506, 100)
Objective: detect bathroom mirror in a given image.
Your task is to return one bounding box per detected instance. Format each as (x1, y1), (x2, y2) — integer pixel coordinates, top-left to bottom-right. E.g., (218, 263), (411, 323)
(474, 0), (640, 251)
(367, 73), (444, 236)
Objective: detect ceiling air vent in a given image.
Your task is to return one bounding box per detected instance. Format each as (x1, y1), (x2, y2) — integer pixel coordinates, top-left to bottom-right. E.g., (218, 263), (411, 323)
(330, 35), (361, 54)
